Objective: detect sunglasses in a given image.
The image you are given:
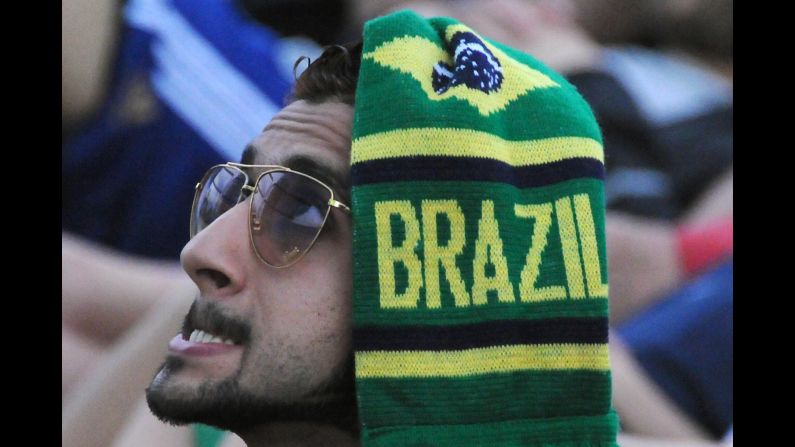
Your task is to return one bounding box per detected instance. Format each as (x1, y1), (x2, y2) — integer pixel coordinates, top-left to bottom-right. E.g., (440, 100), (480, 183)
(189, 162), (351, 268)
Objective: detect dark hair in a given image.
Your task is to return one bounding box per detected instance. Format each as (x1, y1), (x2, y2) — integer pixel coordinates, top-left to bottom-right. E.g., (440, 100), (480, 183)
(288, 41), (362, 106)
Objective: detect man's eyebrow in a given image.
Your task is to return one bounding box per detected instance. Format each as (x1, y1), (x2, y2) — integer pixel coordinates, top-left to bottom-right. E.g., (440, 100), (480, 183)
(282, 155), (351, 204)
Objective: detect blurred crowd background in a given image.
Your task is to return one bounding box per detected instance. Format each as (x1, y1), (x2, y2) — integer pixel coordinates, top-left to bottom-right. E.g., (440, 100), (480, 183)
(62, 1), (732, 446)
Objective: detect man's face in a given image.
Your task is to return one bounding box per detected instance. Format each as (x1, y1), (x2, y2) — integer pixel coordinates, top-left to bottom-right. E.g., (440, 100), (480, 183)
(146, 100), (357, 431)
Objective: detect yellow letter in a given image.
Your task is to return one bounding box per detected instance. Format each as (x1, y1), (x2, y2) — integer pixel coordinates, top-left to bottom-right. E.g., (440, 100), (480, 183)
(375, 200), (423, 308)
(554, 197), (586, 299)
(472, 200), (516, 305)
(573, 194), (609, 298)
(421, 200), (470, 308)
(515, 203), (566, 301)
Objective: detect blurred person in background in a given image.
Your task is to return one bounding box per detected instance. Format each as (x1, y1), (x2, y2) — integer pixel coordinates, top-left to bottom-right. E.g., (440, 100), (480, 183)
(570, 0), (732, 78)
(62, 0), (352, 260)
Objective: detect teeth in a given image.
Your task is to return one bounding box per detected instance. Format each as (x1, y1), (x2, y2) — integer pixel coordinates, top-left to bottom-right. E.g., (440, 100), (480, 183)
(188, 329), (235, 345)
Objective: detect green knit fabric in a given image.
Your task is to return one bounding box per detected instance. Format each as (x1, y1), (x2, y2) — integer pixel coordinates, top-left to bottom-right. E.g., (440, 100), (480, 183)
(193, 424), (226, 447)
(351, 10), (618, 446)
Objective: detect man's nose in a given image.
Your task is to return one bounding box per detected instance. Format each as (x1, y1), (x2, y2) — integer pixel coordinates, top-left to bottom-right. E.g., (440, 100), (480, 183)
(180, 201), (251, 298)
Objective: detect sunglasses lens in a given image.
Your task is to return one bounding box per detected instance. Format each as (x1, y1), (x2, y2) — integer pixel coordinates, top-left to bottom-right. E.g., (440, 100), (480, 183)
(191, 166), (247, 237)
(250, 171), (331, 266)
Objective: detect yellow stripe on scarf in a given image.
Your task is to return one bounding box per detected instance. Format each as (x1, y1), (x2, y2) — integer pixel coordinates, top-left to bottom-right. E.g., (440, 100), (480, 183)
(352, 128), (603, 166)
(355, 344), (610, 378)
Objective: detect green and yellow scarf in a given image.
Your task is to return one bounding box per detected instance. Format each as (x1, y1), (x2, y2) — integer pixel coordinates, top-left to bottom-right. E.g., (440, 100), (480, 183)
(350, 10), (619, 446)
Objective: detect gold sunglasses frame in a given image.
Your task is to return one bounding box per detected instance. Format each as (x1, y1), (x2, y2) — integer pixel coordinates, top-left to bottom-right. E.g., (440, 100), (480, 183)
(190, 162), (351, 268)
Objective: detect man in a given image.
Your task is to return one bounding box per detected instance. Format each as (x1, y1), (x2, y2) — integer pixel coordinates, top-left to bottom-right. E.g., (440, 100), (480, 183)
(146, 60), (361, 445)
(145, 9), (618, 446)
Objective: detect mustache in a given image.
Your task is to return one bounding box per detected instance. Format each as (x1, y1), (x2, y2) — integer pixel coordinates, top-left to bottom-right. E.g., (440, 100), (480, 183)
(181, 299), (252, 344)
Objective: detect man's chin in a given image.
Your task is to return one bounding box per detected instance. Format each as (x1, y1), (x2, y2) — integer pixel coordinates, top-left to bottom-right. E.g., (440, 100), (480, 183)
(145, 356), (250, 430)
(144, 355), (360, 434)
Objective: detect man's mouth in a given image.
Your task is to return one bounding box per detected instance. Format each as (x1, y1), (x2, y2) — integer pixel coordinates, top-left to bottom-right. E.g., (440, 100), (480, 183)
(169, 300), (250, 356)
(184, 329), (237, 345)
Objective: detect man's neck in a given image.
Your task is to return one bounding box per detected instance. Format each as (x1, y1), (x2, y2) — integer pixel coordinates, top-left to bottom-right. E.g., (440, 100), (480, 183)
(237, 422), (359, 447)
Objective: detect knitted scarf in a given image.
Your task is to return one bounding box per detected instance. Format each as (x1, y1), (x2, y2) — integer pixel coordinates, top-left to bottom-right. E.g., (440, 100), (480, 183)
(350, 10), (619, 446)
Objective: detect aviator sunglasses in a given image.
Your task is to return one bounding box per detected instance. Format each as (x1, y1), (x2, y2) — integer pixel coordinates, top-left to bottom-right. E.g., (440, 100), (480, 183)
(189, 163), (351, 268)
